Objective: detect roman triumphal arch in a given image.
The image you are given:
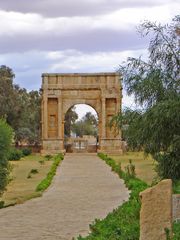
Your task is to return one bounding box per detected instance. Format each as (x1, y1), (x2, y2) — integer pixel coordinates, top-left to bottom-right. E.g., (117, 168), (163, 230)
(41, 73), (123, 154)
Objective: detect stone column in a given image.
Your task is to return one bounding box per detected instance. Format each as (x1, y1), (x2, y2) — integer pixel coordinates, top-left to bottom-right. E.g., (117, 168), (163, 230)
(58, 96), (62, 139)
(101, 97), (106, 138)
(116, 97), (121, 139)
(43, 95), (48, 139)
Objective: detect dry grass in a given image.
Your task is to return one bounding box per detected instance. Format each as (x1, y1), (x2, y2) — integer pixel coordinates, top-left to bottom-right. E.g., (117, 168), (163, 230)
(110, 152), (157, 184)
(2, 154), (53, 206)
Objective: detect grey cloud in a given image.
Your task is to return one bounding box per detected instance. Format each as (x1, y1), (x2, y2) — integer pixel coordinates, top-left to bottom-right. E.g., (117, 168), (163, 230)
(0, 28), (148, 54)
(0, 0), (177, 17)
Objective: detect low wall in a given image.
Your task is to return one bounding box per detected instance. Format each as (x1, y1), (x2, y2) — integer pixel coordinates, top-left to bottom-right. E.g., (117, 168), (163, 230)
(17, 145), (41, 153)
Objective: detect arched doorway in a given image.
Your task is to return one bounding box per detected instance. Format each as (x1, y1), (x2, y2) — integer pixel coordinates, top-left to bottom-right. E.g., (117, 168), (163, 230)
(64, 104), (99, 153)
(41, 72), (123, 154)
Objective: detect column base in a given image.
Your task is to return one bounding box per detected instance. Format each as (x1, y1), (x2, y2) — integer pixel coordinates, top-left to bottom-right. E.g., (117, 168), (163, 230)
(98, 138), (123, 154)
(41, 139), (65, 155)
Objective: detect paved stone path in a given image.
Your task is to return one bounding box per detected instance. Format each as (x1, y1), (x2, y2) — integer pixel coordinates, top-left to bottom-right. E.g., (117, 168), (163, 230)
(0, 153), (129, 240)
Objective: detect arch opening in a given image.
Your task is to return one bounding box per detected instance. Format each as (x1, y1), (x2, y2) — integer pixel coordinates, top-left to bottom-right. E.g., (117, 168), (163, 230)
(64, 104), (99, 153)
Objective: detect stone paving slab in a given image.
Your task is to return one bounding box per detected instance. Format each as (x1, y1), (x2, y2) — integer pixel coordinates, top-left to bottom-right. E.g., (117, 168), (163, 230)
(0, 153), (129, 240)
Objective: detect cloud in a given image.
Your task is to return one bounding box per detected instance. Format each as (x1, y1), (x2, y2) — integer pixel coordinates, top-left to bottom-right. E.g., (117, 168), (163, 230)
(0, 0), (179, 109)
(0, 48), (146, 88)
(0, 28), (148, 54)
(0, 0), (178, 17)
(0, 3), (176, 54)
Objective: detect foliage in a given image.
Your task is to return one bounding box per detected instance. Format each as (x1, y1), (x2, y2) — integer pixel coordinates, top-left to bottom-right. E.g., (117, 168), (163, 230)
(22, 148), (32, 156)
(44, 154), (53, 161)
(0, 200), (5, 209)
(173, 222), (180, 240)
(30, 169), (39, 174)
(0, 65), (41, 144)
(0, 119), (13, 195)
(36, 153), (64, 192)
(72, 112), (98, 137)
(76, 153), (148, 240)
(0, 66), (16, 124)
(64, 107), (78, 137)
(121, 16), (179, 108)
(112, 16), (180, 180)
(13, 89), (41, 144)
(173, 180), (180, 194)
(124, 159), (136, 178)
(8, 148), (23, 161)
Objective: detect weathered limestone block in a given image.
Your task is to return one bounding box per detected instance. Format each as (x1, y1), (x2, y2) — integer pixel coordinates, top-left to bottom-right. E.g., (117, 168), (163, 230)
(173, 194), (180, 222)
(140, 179), (172, 240)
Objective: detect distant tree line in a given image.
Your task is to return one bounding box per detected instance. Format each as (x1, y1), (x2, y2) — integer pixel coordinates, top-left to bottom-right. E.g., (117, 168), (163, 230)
(65, 110), (98, 138)
(0, 65), (41, 145)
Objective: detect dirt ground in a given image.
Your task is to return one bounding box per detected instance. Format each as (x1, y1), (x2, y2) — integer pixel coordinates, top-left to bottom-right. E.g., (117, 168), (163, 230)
(0, 153), (129, 240)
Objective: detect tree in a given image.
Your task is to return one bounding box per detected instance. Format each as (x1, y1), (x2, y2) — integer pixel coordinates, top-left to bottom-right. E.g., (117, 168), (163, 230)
(15, 89), (41, 144)
(72, 112), (98, 137)
(64, 107), (78, 137)
(113, 16), (180, 180)
(0, 65), (18, 125)
(0, 65), (41, 145)
(0, 119), (13, 196)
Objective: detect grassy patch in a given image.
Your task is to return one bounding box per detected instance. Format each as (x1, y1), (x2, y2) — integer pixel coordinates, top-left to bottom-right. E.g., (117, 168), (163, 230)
(36, 153), (64, 192)
(2, 154), (54, 206)
(76, 153), (148, 240)
(173, 222), (180, 240)
(111, 151), (156, 184)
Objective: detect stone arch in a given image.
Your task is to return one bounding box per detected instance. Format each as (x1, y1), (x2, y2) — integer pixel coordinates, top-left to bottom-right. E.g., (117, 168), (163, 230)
(63, 101), (101, 121)
(41, 73), (123, 154)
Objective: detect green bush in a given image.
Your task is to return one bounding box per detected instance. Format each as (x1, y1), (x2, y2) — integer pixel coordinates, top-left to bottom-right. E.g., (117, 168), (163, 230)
(22, 148), (32, 156)
(8, 148), (23, 161)
(155, 150), (180, 180)
(36, 153), (64, 192)
(173, 180), (180, 194)
(44, 154), (53, 161)
(173, 222), (180, 240)
(76, 153), (148, 240)
(0, 119), (13, 195)
(0, 200), (4, 209)
(30, 169), (38, 174)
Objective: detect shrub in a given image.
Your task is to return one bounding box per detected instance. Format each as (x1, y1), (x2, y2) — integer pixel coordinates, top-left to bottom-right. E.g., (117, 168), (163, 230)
(155, 150), (180, 180)
(8, 148), (23, 161)
(173, 222), (180, 240)
(36, 153), (64, 192)
(22, 148), (32, 156)
(0, 200), (4, 209)
(124, 159), (136, 178)
(0, 119), (13, 195)
(44, 154), (53, 161)
(39, 160), (45, 165)
(27, 173), (32, 179)
(30, 169), (38, 174)
(173, 180), (180, 194)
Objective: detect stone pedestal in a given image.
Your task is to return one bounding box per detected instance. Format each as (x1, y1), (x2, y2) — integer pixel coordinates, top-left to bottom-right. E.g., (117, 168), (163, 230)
(41, 139), (65, 155)
(99, 138), (123, 154)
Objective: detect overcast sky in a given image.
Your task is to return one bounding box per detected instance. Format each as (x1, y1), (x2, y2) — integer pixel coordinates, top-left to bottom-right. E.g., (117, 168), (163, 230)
(0, 0), (179, 114)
